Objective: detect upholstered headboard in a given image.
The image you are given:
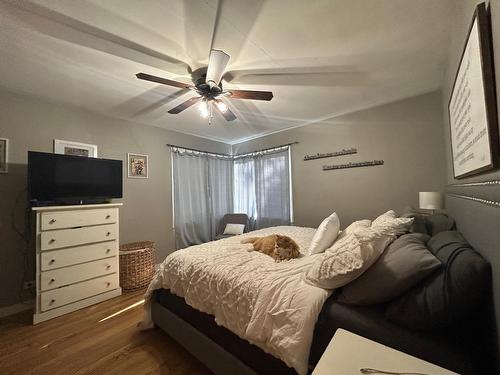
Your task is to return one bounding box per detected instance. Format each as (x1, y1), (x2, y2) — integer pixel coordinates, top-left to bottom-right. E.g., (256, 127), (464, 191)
(446, 181), (500, 373)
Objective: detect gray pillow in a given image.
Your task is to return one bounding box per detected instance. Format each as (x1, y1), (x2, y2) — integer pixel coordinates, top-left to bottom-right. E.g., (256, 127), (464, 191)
(402, 210), (455, 236)
(337, 233), (441, 305)
(386, 231), (491, 330)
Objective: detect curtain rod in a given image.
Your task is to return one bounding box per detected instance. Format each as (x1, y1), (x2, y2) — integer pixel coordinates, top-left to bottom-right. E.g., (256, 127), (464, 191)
(233, 141), (299, 157)
(167, 141), (299, 157)
(166, 144), (232, 157)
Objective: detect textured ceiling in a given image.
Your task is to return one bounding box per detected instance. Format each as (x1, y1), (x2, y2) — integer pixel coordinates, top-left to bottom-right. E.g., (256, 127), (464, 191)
(0, 0), (453, 144)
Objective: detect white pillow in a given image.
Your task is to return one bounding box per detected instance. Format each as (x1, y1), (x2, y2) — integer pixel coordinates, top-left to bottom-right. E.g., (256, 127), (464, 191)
(308, 212), (341, 255)
(372, 210), (413, 236)
(337, 219), (372, 240)
(223, 223), (245, 235)
(304, 227), (391, 289)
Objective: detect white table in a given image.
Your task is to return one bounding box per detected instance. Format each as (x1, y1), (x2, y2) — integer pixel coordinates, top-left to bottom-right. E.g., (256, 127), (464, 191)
(312, 329), (459, 375)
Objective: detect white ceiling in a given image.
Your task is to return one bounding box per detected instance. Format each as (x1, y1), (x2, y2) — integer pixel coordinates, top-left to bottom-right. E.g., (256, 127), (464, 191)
(0, 0), (453, 144)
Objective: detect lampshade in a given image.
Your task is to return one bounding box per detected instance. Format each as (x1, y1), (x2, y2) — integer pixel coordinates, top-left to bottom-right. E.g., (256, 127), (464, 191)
(419, 192), (444, 210)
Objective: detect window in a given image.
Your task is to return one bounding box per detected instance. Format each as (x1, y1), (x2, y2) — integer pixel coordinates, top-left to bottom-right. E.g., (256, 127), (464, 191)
(233, 146), (292, 229)
(172, 145), (293, 249)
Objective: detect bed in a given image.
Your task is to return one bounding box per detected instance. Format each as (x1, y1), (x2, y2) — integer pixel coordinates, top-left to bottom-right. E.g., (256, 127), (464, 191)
(143, 185), (500, 375)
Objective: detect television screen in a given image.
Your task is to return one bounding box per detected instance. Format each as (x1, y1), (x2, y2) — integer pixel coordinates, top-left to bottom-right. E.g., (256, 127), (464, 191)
(28, 151), (123, 204)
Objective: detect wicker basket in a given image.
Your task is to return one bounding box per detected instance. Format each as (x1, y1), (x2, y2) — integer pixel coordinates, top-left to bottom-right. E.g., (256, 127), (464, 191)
(119, 241), (155, 291)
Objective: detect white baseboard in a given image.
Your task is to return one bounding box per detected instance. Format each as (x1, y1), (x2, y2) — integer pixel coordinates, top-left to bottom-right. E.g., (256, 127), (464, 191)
(0, 301), (33, 318)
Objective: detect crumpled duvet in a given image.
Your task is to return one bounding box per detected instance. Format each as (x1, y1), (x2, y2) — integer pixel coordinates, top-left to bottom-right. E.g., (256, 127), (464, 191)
(142, 226), (331, 375)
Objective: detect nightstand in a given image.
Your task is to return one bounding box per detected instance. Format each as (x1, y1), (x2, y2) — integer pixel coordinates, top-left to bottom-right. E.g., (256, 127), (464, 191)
(312, 329), (459, 375)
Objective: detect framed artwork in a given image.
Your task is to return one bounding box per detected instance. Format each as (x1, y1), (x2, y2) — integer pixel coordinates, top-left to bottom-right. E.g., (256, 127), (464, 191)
(448, 3), (499, 178)
(54, 139), (98, 158)
(0, 138), (8, 173)
(128, 153), (149, 179)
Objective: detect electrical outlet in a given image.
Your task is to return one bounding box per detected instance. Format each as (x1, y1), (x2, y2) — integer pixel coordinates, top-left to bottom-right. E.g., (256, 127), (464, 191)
(23, 281), (35, 289)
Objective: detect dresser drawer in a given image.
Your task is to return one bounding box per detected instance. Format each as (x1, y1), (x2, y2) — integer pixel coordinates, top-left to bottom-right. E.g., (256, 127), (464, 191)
(40, 258), (117, 291)
(40, 224), (117, 251)
(40, 274), (119, 312)
(41, 241), (117, 271)
(41, 208), (117, 231)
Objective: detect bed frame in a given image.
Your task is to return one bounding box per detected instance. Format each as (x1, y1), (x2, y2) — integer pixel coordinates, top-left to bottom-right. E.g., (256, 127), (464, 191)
(152, 301), (258, 375)
(152, 181), (500, 375)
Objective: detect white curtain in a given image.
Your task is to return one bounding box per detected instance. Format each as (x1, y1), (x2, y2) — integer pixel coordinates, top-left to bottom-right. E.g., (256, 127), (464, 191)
(208, 157), (234, 238)
(172, 149), (233, 249)
(233, 147), (291, 230)
(254, 149), (291, 228)
(233, 157), (257, 228)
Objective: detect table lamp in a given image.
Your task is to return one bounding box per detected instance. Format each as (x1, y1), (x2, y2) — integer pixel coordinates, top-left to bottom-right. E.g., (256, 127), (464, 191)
(419, 192), (444, 213)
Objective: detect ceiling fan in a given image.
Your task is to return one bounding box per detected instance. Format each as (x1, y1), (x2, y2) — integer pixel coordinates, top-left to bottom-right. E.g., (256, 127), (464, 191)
(136, 49), (273, 124)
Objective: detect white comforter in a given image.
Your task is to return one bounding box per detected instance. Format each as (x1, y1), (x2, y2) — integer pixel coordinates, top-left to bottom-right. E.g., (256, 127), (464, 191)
(142, 226), (331, 375)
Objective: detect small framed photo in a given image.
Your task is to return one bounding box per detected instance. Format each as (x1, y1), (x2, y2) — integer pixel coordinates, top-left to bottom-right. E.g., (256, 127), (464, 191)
(54, 139), (98, 157)
(0, 138), (9, 173)
(128, 153), (149, 179)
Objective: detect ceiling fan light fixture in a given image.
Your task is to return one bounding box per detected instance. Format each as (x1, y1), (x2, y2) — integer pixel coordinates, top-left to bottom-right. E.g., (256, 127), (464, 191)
(198, 100), (207, 111)
(135, 49), (273, 124)
(198, 100), (210, 118)
(215, 100), (228, 113)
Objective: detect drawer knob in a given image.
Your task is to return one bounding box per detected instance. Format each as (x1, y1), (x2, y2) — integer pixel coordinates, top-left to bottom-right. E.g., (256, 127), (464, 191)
(49, 219), (56, 224)
(106, 249), (111, 253)
(105, 215), (111, 219)
(49, 239), (56, 244)
(106, 232), (111, 236)
(50, 299), (56, 304)
(49, 259), (55, 264)
(105, 265), (111, 270)
(106, 282), (111, 287)
(49, 278), (55, 283)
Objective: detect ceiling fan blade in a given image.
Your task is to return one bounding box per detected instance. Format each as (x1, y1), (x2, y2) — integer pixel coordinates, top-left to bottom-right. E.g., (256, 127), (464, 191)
(136, 73), (193, 89)
(209, 0), (223, 52)
(206, 49), (230, 87)
(224, 66), (370, 87)
(214, 103), (237, 121)
(168, 96), (201, 114)
(227, 89), (273, 101)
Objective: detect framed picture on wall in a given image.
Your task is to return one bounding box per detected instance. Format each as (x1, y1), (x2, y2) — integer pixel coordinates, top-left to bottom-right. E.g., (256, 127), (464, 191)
(127, 153), (149, 179)
(448, 2), (499, 179)
(0, 138), (8, 173)
(54, 139), (98, 158)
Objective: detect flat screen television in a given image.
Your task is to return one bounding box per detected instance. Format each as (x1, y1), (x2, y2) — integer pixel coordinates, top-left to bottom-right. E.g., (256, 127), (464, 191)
(28, 151), (123, 205)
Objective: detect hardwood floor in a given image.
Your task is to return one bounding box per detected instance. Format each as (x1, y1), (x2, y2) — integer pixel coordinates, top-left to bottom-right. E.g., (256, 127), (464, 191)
(0, 290), (212, 375)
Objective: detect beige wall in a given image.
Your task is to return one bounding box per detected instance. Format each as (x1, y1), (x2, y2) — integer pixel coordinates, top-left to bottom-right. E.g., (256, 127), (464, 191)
(233, 91), (447, 230)
(442, 0), (500, 183)
(0, 89), (229, 308)
(0, 88), (449, 309)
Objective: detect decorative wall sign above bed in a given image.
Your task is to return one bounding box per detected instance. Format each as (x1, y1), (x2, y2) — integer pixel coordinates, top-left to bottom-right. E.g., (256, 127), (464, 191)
(323, 160), (384, 171)
(304, 148), (357, 161)
(448, 2), (499, 179)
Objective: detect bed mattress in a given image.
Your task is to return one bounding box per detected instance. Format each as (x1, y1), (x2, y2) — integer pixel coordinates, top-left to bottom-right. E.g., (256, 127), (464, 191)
(154, 289), (296, 375)
(143, 226), (331, 375)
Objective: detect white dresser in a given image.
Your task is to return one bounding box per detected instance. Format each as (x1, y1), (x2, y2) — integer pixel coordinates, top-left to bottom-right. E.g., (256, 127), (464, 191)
(32, 203), (122, 324)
